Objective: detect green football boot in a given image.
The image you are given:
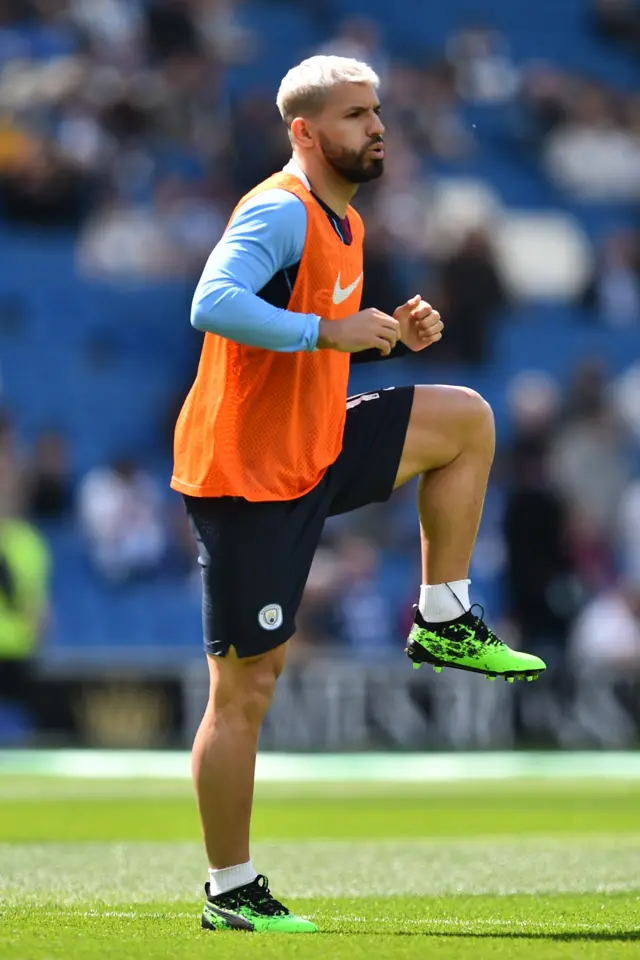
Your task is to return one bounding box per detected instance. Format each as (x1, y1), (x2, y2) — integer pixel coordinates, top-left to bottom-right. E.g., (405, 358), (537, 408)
(201, 875), (317, 933)
(406, 606), (546, 682)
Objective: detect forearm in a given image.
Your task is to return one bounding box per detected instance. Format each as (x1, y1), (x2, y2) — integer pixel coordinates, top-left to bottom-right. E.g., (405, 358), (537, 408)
(191, 282), (319, 352)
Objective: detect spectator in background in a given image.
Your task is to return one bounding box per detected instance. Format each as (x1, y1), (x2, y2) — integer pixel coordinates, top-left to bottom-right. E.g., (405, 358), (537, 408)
(511, 64), (572, 148)
(56, 94), (115, 175)
(230, 92), (291, 194)
(335, 535), (396, 659)
(617, 478), (640, 583)
(501, 372), (577, 664)
(546, 360), (626, 595)
(154, 176), (226, 275)
(77, 174), (226, 280)
(0, 410), (24, 518)
(0, 511), (50, 740)
(293, 545), (344, 658)
(26, 431), (72, 521)
(77, 195), (181, 279)
(544, 83), (640, 201)
(550, 360), (632, 533)
(413, 61), (475, 160)
(582, 230), (640, 327)
(593, 0), (640, 51)
(565, 504), (616, 595)
(154, 52), (229, 166)
(144, 0), (202, 61)
(367, 137), (431, 298)
(193, 0), (257, 65)
(447, 23), (520, 104)
(275, 0), (334, 28)
(609, 358), (640, 448)
(0, 138), (94, 229)
(68, 0), (144, 66)
(359, 227), (407, 319)
(503, 369), (561, 451)
(0, 119), (37, 177)
(561, 358), (608, 422)
(78, 458), (167, 582)
(436, 228), (507, 366)
(503, 425), (576, 665)
(627, 92), (640, 138)
(316, 16), (389, 85)
(570, 572), (640, 670)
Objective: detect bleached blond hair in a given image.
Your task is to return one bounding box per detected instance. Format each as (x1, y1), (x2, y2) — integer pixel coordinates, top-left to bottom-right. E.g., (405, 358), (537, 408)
(276, 55), (380, 128)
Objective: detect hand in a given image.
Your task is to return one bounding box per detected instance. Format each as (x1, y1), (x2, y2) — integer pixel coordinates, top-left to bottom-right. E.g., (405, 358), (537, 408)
(317, 308), (400, 356)
(393, 295), (443, 352)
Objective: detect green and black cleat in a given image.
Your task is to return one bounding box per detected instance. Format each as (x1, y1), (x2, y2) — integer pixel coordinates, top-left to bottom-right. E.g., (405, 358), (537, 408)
(201, 875), (317, 934)
(406, 606), (546, 681)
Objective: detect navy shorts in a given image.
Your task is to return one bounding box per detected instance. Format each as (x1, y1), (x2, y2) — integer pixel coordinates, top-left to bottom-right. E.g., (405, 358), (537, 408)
(184, 385), (415, 658)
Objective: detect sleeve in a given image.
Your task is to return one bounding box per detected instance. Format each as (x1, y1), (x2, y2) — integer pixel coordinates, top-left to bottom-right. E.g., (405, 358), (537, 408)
(350, 342), (411, 364)
(190, 189), (319, 352)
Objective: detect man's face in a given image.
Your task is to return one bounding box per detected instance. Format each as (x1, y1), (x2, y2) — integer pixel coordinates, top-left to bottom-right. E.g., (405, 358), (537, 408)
(312, 82), (385, 183)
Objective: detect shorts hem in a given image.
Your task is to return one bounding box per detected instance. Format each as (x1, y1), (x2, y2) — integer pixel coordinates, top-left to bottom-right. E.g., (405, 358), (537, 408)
(204, 628), (294, 660)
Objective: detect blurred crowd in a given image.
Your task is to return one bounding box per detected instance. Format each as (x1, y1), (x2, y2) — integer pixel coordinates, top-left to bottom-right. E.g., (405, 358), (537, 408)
(0, 3), (638, 327)
(4, 348), (640, 676)
(0, 0), (640, 702)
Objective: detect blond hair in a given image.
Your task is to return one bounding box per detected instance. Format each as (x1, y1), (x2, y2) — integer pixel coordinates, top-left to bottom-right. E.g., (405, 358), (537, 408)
(276, 55), (379, 127)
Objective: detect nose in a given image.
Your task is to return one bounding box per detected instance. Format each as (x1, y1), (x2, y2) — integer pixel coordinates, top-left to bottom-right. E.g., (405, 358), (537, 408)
(369, 112), (385, 137)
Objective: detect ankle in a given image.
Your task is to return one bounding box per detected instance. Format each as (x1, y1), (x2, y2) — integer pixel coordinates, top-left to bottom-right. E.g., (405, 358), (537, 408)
(208, 861), (257, 897)
(418, 580), (470, 622)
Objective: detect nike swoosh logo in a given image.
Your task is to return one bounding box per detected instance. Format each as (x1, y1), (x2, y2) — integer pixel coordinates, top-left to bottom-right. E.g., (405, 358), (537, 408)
(203, 903), (255, 931)
(333, 271), (363, 305)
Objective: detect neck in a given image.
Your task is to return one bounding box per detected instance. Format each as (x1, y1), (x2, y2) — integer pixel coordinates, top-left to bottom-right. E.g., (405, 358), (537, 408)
(290, 152), (357, 218)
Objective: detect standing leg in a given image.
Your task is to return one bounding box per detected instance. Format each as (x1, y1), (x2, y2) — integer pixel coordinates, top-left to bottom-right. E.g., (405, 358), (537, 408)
(193, 646), (286, 873)
(184, 493), (323, 933)
(195, 644), (317, 933)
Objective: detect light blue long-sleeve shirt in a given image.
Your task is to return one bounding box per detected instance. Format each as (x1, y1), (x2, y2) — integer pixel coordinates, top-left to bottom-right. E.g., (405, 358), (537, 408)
(190, 189), (320, 352)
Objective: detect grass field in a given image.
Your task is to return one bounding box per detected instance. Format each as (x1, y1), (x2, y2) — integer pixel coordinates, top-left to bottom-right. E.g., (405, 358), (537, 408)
(1, 773), (639, 958)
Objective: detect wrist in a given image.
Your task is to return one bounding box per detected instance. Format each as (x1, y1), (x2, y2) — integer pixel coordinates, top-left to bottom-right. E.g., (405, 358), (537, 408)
(316, 318), (339, 350)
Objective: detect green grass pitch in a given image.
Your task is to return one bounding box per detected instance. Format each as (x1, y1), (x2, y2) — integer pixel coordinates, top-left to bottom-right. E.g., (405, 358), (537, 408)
(1, 776), (639, 958)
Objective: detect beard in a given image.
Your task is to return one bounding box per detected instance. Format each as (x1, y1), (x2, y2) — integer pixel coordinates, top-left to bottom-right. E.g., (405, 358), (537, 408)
(319, 132), (384, 184)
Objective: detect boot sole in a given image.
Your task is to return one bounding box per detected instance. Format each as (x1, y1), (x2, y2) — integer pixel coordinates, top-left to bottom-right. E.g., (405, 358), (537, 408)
(406, 639), (544, 682)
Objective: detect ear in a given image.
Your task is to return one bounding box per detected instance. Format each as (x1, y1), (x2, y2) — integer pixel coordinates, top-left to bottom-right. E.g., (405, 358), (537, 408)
(290, 117), (315, 151)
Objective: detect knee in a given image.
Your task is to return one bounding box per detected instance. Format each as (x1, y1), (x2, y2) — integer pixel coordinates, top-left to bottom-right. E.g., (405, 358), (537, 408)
(456, 386), (493, 420)
(239, 658), (282, 728)
(212, 648), (285, 730)
(452, 387), (495, 444)
(414, 383), (493, 428)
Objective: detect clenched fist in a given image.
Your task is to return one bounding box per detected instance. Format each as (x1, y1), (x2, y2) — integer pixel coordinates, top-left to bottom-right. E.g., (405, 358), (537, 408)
(393, 295), (443, 352)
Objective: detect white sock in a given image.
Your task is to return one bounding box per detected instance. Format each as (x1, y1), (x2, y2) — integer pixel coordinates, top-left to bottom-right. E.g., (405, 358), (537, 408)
(208, 861), (257, 897)
(419, 580), (471, 623)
